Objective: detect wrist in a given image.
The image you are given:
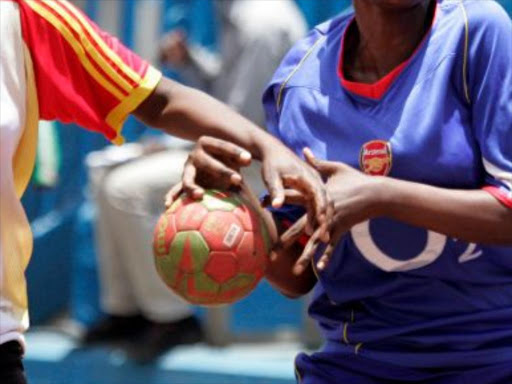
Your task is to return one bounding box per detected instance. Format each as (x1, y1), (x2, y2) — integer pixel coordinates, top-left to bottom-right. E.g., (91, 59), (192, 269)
(250, 130), (279, 161)
(367, 176), (396, 218)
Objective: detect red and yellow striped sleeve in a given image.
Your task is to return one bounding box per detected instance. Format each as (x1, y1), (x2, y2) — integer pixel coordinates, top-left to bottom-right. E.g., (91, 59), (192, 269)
(16, 0), (162, 144)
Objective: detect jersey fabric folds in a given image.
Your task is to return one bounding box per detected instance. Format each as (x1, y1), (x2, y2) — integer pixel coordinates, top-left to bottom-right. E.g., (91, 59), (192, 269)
(0, 0), (161, 346)
(264, 0), (512, 382)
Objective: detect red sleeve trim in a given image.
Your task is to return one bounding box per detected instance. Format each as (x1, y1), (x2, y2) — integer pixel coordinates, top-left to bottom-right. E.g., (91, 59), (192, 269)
(483, 186), (512, 209)
(282, 219), (310, 248)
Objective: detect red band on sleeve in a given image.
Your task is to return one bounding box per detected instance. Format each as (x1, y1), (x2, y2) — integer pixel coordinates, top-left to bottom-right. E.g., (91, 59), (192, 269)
(282, 219), (311, 248)
(483, 186), (512, 209)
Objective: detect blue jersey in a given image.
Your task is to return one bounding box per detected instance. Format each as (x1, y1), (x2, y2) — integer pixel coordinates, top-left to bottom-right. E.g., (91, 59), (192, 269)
(263, 0), (512, 376)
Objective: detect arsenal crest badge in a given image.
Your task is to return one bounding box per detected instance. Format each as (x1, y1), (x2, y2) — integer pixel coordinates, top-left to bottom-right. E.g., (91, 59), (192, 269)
(359, 140), (392, 176)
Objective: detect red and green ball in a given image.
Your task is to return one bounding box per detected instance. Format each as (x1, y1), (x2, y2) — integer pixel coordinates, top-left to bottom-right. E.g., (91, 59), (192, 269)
(153, 190), (272, 306)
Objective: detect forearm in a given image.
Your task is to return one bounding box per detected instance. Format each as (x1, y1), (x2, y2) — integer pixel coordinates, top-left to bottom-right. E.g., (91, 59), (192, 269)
(134, 77), (276, 160)
(378, 178), (512, 245)
(265, 243), (317, 299)
(263, 212), (317, 298)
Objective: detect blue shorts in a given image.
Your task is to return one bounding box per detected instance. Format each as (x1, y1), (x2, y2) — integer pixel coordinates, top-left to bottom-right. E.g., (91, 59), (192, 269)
(295, 351), (512, 384)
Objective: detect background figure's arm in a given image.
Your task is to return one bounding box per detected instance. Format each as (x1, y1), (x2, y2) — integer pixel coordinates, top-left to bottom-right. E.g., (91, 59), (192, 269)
(185, 44), (223, 82)
(159, 30), (222, 87)
(223, 35), (284, 126)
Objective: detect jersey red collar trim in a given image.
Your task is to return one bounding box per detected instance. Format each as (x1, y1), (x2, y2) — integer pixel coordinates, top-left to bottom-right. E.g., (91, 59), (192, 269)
(338, 3), (438, 100)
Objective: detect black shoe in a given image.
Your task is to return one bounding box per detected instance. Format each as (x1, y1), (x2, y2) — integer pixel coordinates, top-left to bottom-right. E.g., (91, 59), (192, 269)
(125, 315), (204, 364)
(82, 314), (150, 345)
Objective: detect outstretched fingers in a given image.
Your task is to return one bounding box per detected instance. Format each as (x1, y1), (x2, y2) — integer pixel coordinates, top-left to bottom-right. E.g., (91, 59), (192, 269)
(303, 147), (340, 177)
(198, 136), (252, 168)
(165, 182), (184, 208)
(279, 215), (308, 250)
(263, 163), (286, 209)
(317, 227), (345, 271)
(283, 169), (330, 240)
(181, 158), (204, 199)
(292, 227), (324, 275)
(182, 150), (245, 200)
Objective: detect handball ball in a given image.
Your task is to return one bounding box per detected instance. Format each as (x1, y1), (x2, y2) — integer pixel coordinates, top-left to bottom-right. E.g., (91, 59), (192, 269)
(153, 189), (272, 306)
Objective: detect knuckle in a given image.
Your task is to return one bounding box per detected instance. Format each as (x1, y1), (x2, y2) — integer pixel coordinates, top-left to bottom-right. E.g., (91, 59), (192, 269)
(222, 168), (234, 178)
(198, 136), (207, 145)
(182, 180), (194, 191)
(188, 151), (200, 163)
(182, 166), (193, 178)
(182, 173), (194, 185)
(195, 153), (211, 168)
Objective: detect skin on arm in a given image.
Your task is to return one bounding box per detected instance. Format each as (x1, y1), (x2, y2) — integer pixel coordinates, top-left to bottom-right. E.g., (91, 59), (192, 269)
(266, 239), (317, 299)
(288, 0), (512, 272)
(134, 77), (331, 242)
(257, 204), (317, 299)
(379, 178), (512, 245)
(133, 77), (273, 161)
(292, 149), (512, 273)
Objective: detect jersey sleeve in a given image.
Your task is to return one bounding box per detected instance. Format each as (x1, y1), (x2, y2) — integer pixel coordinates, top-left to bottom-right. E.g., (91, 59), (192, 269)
(263, 202), (309, 247)
(262, 28), (323, 147)
(261, 28), (328, 247)
(466, 3), (512, 209)
(17, 0), (162, 144)
(261, 30), (322, 246)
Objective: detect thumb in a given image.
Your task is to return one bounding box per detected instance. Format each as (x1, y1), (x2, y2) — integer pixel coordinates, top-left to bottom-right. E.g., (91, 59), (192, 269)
(303, 148), (338, 177)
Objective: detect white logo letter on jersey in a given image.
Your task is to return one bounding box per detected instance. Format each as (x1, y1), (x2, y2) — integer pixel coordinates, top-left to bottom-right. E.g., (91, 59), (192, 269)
(458, 243), (483, 263)
(351, 221), (447, 272)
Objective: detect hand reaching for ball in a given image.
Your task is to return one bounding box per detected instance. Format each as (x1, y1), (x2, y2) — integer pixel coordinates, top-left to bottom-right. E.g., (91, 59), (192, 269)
(165, 137), (332, 252)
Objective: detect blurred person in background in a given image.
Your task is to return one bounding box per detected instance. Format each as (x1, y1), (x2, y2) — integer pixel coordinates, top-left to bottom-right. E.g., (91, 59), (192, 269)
(83, 0), (308, 363)
(0, 0), (328, 381)
(160, 0), (307, 126)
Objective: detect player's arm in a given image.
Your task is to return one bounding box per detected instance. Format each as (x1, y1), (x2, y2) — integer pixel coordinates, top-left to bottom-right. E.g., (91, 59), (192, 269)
(17, 0), (330, 235)
(134, 77), (283, 170)
(259, 210), (317, 299)
(294, 150), (512, 273)
(291, 4), (512, 272)
(134, 78), (331, 240)
(266, 240), (317, 299)
(376, 179), (512, 245)
(377, 4), (512, 245)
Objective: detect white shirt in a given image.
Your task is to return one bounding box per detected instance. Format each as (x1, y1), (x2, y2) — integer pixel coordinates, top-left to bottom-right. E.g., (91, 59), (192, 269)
(0, 1), (32, 347)
(182, 0), (307, 126)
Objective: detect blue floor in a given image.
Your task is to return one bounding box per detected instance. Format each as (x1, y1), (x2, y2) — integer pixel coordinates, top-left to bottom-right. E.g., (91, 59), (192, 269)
(25, 331), (299, 384)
